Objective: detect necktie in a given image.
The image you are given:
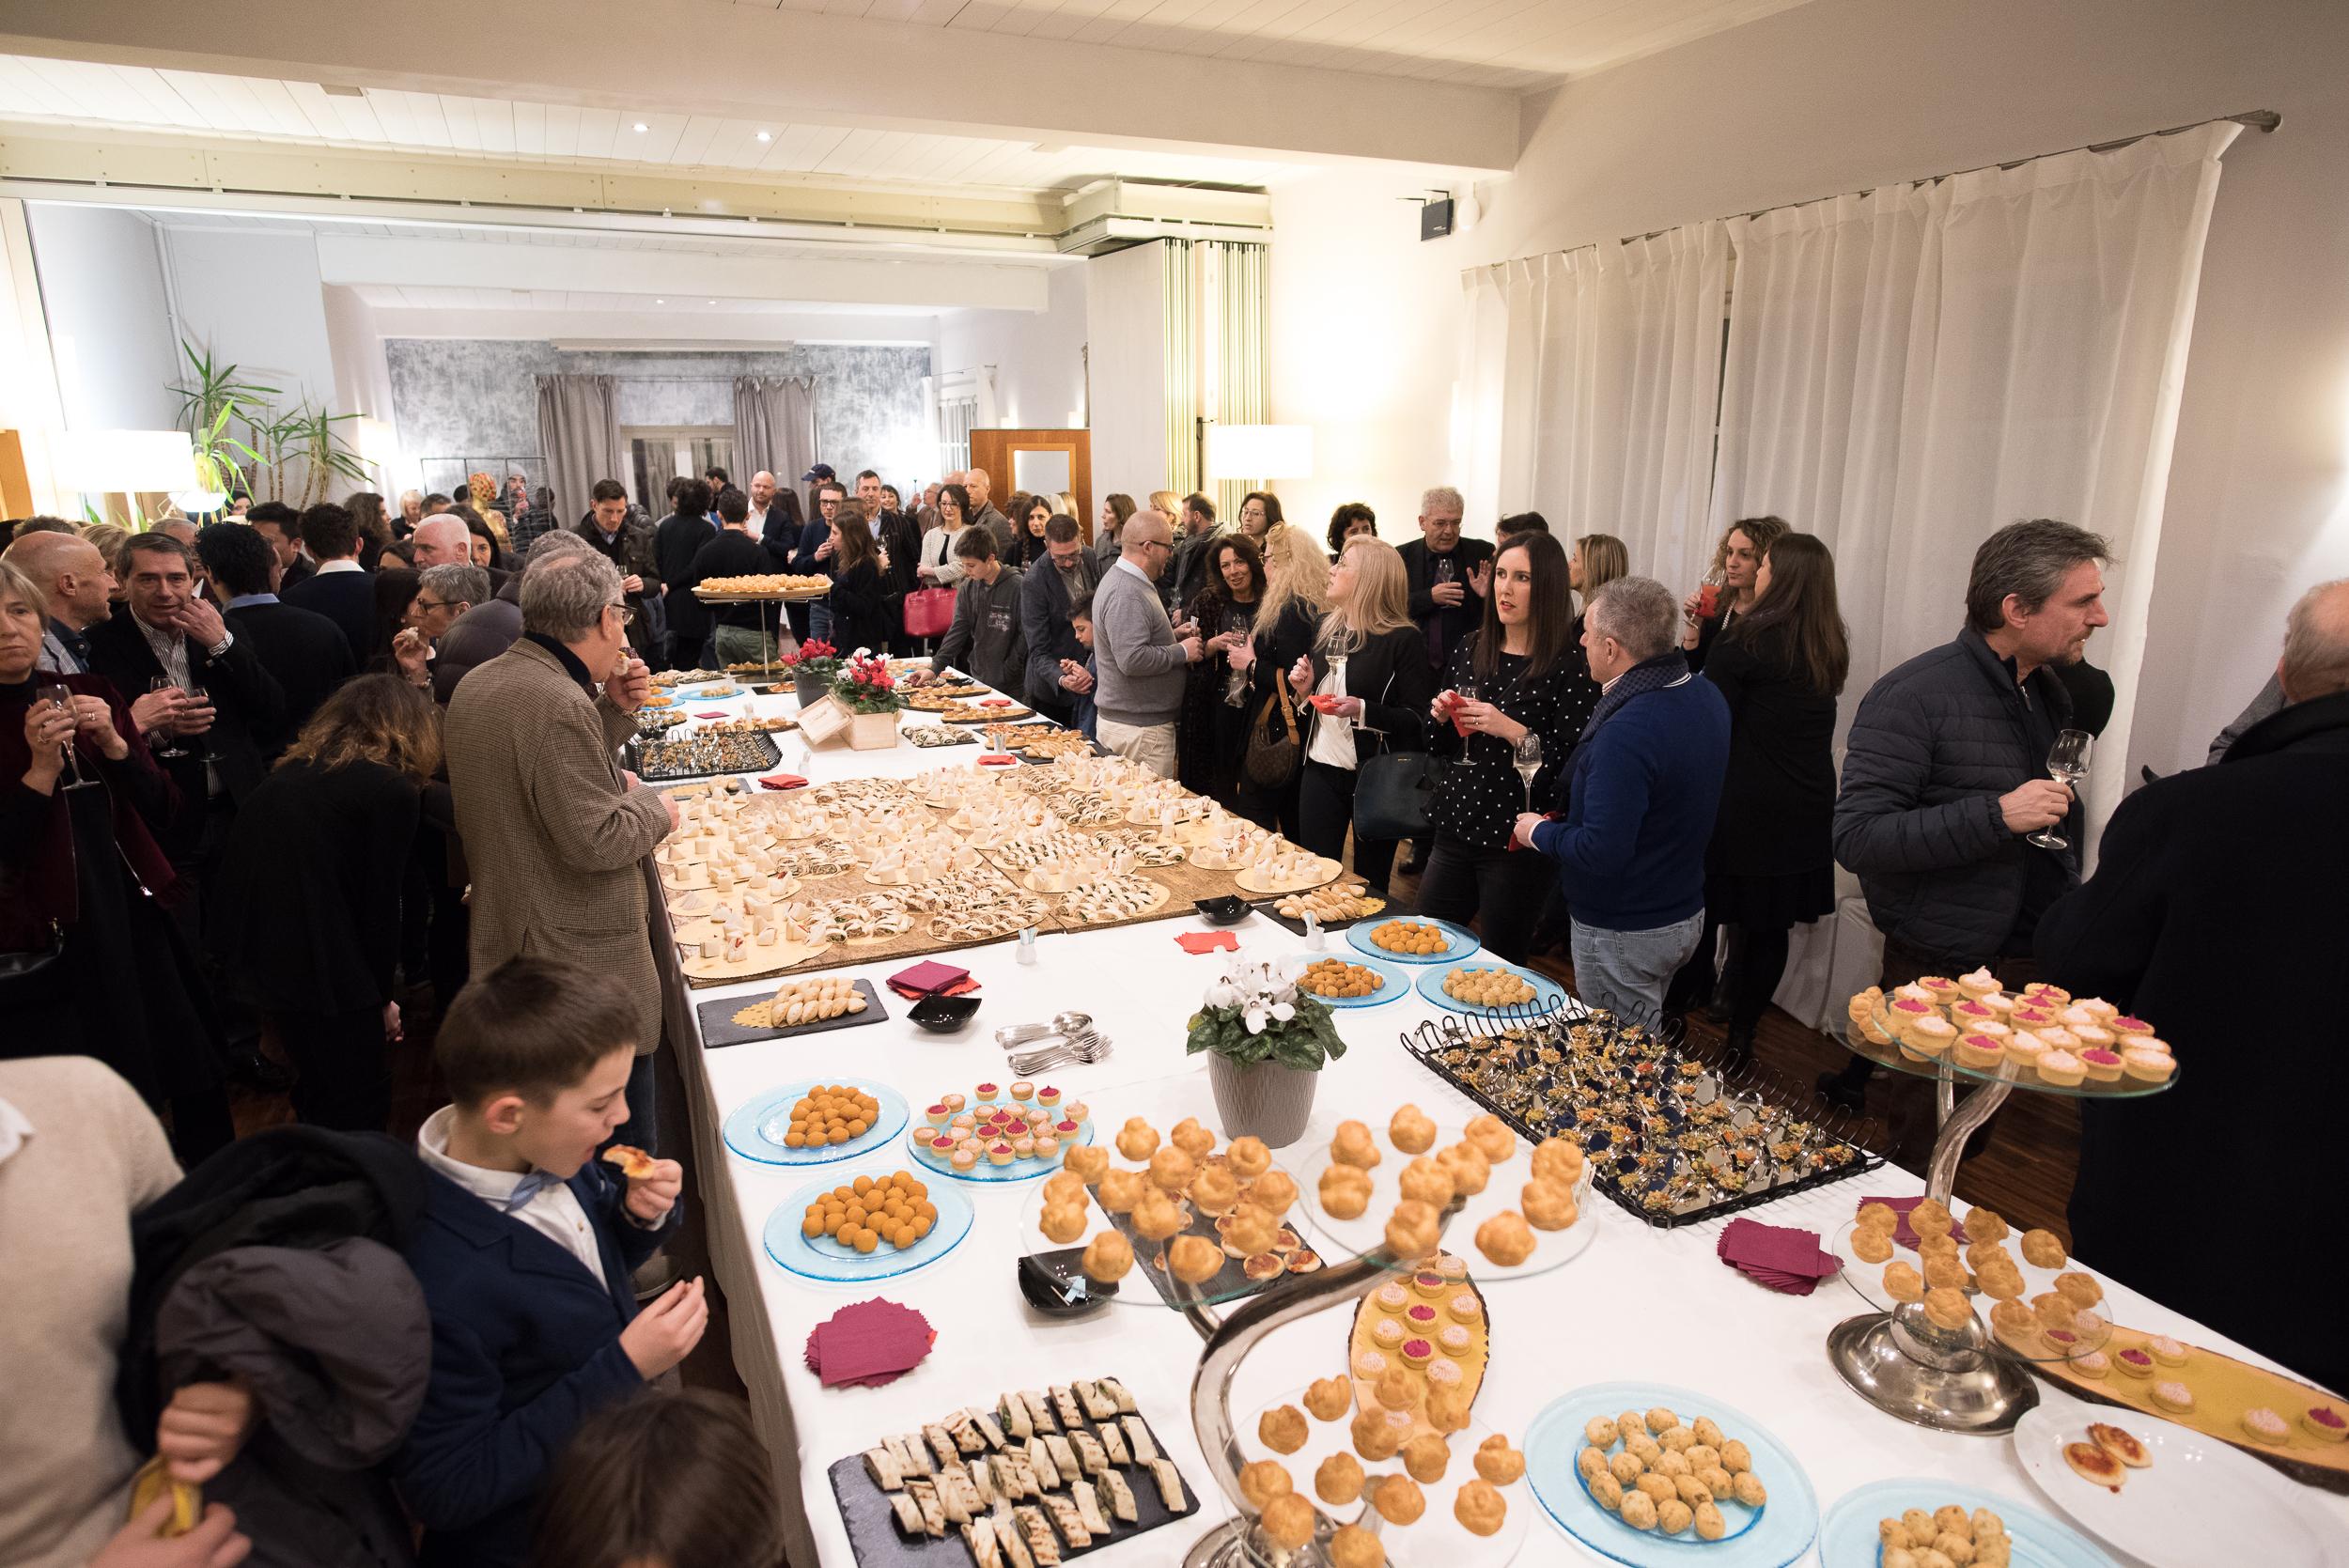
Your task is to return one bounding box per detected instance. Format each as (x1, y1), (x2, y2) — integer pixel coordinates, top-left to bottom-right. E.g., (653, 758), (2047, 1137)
(502, 1170), (562, 1214)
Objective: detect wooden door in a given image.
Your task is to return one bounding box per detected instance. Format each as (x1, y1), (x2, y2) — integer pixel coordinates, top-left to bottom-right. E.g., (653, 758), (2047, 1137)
(969, 428), (1094, 542)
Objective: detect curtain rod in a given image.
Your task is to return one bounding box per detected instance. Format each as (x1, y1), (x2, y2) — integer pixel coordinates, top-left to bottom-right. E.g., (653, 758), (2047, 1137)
(1600, 108), (2279, 249)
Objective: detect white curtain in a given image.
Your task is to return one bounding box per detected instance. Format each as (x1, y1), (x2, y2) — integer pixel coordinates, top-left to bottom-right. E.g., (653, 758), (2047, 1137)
(1709, 122), (2238, 830)
(1461, 221), (1730, 579)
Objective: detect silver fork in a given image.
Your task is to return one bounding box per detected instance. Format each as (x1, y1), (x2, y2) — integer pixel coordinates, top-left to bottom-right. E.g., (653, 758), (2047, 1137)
(1009, 1034), (1113, 1075)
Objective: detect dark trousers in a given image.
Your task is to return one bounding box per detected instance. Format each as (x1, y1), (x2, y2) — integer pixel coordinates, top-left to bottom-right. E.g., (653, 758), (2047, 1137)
(1410, 833), (1555, 963)
(168, 795), (258, 1050)
(1297, 759), (1399, 897)
(274, 1004), (390, 1131)
(1670, 916), (1795, 1037)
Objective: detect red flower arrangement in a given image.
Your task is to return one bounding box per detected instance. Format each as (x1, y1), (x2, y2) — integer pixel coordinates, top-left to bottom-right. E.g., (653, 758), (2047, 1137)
(780, 638), (841, 679)
(832, 650), (902, 714)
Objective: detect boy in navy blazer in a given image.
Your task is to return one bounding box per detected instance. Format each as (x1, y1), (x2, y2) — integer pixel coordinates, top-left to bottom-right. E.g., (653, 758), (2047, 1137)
(396, 958), (706, 1568)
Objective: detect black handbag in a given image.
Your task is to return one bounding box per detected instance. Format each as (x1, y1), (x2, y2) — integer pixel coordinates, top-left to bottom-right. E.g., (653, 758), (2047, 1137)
(1241, 680), (1301, 791)
(1355, 739), (1440, 841)
(0, 922), (69, 1011)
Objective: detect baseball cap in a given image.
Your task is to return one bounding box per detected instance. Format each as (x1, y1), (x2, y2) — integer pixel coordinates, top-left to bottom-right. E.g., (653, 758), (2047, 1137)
(801, 463), (837, 482)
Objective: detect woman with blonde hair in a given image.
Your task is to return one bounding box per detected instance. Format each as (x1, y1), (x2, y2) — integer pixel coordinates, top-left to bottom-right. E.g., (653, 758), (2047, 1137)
(1147, 489), (1183, 524)
(1278, 536), (1433, 896)
(1570, 533), (1628, 616)
(1225, 522), (1330, 834)
(210, 673), (439, 1129)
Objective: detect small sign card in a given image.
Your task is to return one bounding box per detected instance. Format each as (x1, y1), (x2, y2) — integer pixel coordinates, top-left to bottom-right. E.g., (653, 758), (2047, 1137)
(796, 692), (853, 747)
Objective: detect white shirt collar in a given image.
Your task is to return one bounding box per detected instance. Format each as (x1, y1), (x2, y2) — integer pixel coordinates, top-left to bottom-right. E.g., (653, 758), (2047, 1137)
(316, 558), (366, 575)
(416, 1104), (532, 1205)
(1114, 557), (1155, 586)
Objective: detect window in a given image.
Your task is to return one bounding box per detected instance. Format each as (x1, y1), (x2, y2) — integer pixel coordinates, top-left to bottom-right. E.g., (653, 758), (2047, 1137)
(939, 396), (976, 476)
(623, 427), (736, 510)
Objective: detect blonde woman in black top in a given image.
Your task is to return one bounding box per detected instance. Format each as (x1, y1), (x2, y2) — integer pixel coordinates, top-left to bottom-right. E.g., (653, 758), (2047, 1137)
(1416, 532), (1584, 962)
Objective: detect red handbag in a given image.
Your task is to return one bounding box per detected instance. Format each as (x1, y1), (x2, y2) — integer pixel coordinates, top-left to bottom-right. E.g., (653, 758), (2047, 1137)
(902, 586), (956, 638)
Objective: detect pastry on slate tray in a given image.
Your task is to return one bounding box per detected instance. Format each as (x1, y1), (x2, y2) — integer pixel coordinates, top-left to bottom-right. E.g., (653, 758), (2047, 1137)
(1167, 1234), (1223, 1283)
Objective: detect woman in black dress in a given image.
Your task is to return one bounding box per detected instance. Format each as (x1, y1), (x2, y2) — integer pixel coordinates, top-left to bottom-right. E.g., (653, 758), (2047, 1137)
(1176, 533), (1264, 808)
(1679, 515), (1788, 672)
(824, 512), (898, 656)
(1415, 532), (1587, 963)
(0, 558), (233, 1161)
(212, 674), (438, 1131)
(1676, 533), (1847, 1069)
(1009, 495), (1053, 571)
(1226, 523), (1330, 837)
(1287, 536), (1431, 898)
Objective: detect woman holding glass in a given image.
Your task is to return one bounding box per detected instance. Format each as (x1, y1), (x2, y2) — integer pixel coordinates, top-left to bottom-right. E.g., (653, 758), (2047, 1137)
(1283, 536), (1430, 898)
(0, 558), (233, 1160)
(1176, 533), (1265, 808)
(1226, 523), (1330, 836)
(1681, 515), (1788, 672)
(1415, 532), (1579, 963)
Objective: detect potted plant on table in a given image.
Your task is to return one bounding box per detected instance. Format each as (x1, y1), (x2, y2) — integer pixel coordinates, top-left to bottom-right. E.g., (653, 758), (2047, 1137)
(1186, 958), (1346, 1146)
(781, 638), (841, 706)
(832, 648), (904, 750)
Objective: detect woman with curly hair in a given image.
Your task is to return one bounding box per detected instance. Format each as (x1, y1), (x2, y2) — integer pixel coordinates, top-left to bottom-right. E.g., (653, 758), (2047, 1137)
(1174, 531), (1264, 807)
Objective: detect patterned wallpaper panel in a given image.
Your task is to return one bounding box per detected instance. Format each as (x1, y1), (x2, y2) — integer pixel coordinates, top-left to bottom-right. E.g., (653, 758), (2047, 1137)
(384, 339), (934, 489)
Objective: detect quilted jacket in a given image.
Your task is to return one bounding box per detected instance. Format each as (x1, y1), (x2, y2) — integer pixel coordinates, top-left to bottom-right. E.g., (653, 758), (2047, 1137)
(1831, 627), (2078, 963)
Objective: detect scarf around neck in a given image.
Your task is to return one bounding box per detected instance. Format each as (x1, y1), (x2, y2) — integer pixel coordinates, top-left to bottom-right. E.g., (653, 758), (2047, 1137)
(1583, 650), (1692, 739)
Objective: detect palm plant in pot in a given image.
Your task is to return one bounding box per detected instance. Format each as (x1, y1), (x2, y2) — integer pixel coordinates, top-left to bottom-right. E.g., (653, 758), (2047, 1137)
(1186, 958), (1346, 1146)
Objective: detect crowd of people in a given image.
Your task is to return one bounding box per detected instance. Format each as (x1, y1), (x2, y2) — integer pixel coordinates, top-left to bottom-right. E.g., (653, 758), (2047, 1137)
(5, 444), (2346, 1564)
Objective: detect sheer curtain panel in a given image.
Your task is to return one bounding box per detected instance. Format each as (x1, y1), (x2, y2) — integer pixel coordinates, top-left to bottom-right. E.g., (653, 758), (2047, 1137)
(535, 374), (625, 524)
(733, 376), (818, 496)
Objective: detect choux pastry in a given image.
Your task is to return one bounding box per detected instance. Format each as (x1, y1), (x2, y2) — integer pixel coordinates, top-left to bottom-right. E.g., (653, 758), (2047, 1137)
(1475, 1435), (1526, 1484)
(1853, 1227), (1894, 1263)
(1097, 1168), (1143, 1213)
(1171, 1116), (1217, 1158)
(1130, 1188), (1186, 1242)
(1372, 1475), (1425, 1525)
(1385, 1199), (1439, 1260)
(1374, 1367), (1423, 1412)
(1531, 1135), (1584, 1185)
(1389, 1104), (1439, 1155)
(1397, 1157), (1455, 1207)
(1238, 1458), (1292, 1509)
(1883, 1261), (1924, 1301)
(1169, 1234), (1224, 1283)
(1923, 1285), (1973, 1331)
(1082, 1229), (1133, 1281)
(1425, 1382), (1473, 1435)
(1316, 1452), (1365, 1505)
(1475, 1209), (1536, 1266)
(1331, 1120), (1383, 1169)
(1147, 1145), (1196, 1193)
(1436, 1141), (1492, 1197)
(1038, 1201), (1086, 1244)
(1042, 1170), (1086, 1205)
(1190, 1164), (1240, 1215)
(1403, 1433), (1451, 1483)
(1463, 1114), (1517, 1164)
(1350, 1407), (1403, 1460)
(1327, 1524), (1381, 1568)
(1223, 1203), (1279, 1256)
(1522, 1177), (1578, 1230)
(1258, 1405), (1310, 1454)
(1304, 1375), (1352, 1421)
(1257, 1493), (1315, 1551)
(1226, 1135), (1272, 1178)
(1061, 1143), (1110, 1181)
(1455, 1478), (1507, 1537)
(1250, 1169), (1300, 1213)
(1318, 1164), (1373, 1220)
(1115, 1117), (1159, 1161)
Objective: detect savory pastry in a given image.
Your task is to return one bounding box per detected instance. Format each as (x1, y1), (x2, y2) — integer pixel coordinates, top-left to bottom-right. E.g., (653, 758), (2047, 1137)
(1096, 1168), (1143, 1214)
(1317, 1164), (1374, 1219)
(603, 1144), (658, 1180)
(1730, 1471), (1766, 1508)
(1436, 1142), (1492, 1197)
(1327, 1524), (1382, 1568)
(1147, 1145), (1197, 1193)
(1522, 1177), (1578, 1231)
(1250, 1169), (1300, 1213)
(1463, 1114), (1517, 1164)
(1397, 1157), (1455, 1207)
(1390, 1104), (1439, 1155)
(1170, 1116), (1218, 1158)
(1115, 1117), (1160, 1161)
(1190, 1165), (1241, 1216)
(1258, 1493), (1315, 1551)
(1062, 1144), (1110, 1181)
(1474, 1435), (1526, 1484)
(1657, 1498), (1694, 1536)
(1130, 1188), (1187, 1242)
(1371, 1475), (1425, 1526)
(1585, 1416), (1621, 1448)
(1331, 1120), (1384, 1169)
(1238, 1458), (1293, 1509)
(1530, 1135), (1584, 1185)
(1693, 1500), (1729, 1541)
(1385, 1199), (1440, 1260)
(1852, 1226), (1894, 1264)
(1168, 1234), (1224, 1283)
(1882, 1261), (1925, 1301)
(2063, 1441), (2126, 1489)
(1037, 1201), (1087, 1244)
(1923, 1286), (1973, 1331)
(1475, 1210), (1536, 1266)
(1349, 1407), (1404, 1461)
(1225, 1136), (1273, 1179)
(1081, 1229), (1134, 1281)
(1455, 1478), (1507, 1537)
(2019, 1228), (2067, 1268)
(1258, 1405), (1310, 1455)
(1619, 1491), (1660, 1530)
(1304, 1375), (1352, 1421)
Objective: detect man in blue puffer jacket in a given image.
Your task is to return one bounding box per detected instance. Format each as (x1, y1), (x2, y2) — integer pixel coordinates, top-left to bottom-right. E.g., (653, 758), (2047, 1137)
(1515, 576), (1729, 1021)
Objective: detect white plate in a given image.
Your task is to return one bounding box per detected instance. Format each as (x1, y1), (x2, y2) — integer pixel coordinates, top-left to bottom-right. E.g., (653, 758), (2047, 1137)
(2014, 1399), (2348, 1568)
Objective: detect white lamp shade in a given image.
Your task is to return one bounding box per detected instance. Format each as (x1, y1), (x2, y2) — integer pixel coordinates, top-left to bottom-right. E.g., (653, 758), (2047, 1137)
(51, 429), (198, 493)
(1206, 424), (1314, 481)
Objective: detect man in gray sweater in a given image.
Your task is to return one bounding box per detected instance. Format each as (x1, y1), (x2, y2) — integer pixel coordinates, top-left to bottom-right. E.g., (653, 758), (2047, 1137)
(931, 525), (1028, 696)
(1092, 509), (1201, 777)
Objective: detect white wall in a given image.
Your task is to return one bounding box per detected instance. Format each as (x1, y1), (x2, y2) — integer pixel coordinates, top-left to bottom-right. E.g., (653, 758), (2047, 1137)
(24, 203), (180, 434)
(162, 227), (339, 412)
(1084, 241), (1173, 503)
(935, 263), (1089, 432)
(1269, 0), (2349, 776)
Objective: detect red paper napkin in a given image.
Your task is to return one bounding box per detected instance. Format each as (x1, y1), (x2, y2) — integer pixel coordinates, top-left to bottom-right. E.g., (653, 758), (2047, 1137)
(758, 774), (809, 790)
(981, 697), (1014, 707)
(1176, 931), (1240, 954)
(803, 1299), (935, 1389)
(887, 960), (974, 1001)
(1718, 1218), (1841, 1295)
(694, 709), (728, 718)
(891, 975), (981, 1001)
(977, 754), (1019, 766)
(1855, 1194), (1969, 1249)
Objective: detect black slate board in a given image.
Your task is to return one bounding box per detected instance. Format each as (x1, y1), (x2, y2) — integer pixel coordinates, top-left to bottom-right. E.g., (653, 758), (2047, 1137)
(628, 730), (782, 783)
(695, 979), (888, 1049)
(828, 1403), (1198, 1568)
(1248, 896), (1390, 937)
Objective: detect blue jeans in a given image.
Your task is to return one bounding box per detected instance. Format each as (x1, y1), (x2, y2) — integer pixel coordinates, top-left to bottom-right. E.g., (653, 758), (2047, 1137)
(808, 601), (832, 644)
(1570, 910), (1707, 1025)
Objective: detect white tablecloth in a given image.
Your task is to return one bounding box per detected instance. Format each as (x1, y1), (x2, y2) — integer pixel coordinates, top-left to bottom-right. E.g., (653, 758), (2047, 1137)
(653, 684), (2343, 1567)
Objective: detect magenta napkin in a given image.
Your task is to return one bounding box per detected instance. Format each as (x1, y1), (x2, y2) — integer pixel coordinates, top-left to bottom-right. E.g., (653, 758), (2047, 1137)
(804, 1299), (935, 1389)
(889, 960), (970, 996)
(1719, 1218), (1841, 1296)
(1855, 1194), (1969, 1250)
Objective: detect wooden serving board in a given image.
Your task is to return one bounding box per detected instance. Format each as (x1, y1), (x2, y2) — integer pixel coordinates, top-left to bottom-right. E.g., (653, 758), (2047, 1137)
(1347, 1262), (1492, 1444)
(2030, 1324), (2349, 1493)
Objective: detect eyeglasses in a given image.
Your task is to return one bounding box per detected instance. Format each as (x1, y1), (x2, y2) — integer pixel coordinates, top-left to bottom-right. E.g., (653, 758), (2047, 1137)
(1140, 538), (1174, 553)
(606, 602), (637, 625)
(413, 597), (447, 613)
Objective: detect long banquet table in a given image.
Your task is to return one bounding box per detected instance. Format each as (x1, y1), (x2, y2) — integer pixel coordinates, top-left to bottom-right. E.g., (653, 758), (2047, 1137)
(652, 676), (2344, 1568)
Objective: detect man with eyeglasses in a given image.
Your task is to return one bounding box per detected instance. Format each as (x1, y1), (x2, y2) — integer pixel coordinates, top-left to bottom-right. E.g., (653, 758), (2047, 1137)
(790, 478), (847, 643)
(391, 562), (488, 700)
(1091, 509), (1203, 778)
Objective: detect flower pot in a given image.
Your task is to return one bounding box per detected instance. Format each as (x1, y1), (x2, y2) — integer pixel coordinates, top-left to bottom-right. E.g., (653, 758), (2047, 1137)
(1206, 1052), (1318, 1148)
(793, 669), (830, 706)
(847, 708), (901, 751)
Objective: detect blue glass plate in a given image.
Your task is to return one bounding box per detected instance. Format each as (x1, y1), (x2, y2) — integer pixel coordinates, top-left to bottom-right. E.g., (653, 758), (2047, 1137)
(1347, 915), (1481, 965)
(1283, 952), (1415, 1009)
(723, 1079), (910, 1168)
(1819, 1479), (2115, 1568)
(1527, 1381), (1818, 1568)
(909, 1116), (1097, 1183)
(1415, 958), (1570, 1017)
(763, 1168), (975, 1283)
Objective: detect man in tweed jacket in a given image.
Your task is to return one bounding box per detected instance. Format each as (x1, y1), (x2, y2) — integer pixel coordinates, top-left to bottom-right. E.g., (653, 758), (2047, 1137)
(443, 551), (677, 1111)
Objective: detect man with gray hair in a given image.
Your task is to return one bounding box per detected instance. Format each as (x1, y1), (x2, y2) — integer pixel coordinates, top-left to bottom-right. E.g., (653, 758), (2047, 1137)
(443, 546), (677, 1152)
(428, 530), (592, 706)
(1396, 483), (1492, 874)
(2038, 577), (2349, 1394)
(1513, 576), (1729, 1019)
(1093, 508), (1203, 777)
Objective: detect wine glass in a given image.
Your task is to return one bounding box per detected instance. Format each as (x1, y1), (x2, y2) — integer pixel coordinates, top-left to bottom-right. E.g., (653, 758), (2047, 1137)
(39, 681), (98, 790)
(1434, 556), (1456, 587)
(1450, 679), (1480, 743)
(2028, 729), (2092, 849)
(1513, 732), (1543, 810)
(146, 677), (189, 759)
(187, 682), (226, 766)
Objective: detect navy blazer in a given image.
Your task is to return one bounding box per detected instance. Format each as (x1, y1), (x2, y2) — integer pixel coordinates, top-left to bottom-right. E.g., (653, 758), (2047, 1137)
(396, 1160), (677, 1568)
(282, 567), (382, 669)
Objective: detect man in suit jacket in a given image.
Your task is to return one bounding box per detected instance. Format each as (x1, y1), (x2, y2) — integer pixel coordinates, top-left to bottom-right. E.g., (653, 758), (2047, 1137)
(653, 477), (716, 669)
(1019, 514), (1098, 721)
(194, 520), (354, 755)
(245, 501), (313, 592)
(442, 550), (677, 1109)
(1394, 485), (1493, 683)
(573, 479), (659, 667)
(281, 502), (378, 664)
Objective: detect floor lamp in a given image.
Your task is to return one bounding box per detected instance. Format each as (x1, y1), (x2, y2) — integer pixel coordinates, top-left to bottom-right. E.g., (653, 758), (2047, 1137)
(49, 429), (201, 526)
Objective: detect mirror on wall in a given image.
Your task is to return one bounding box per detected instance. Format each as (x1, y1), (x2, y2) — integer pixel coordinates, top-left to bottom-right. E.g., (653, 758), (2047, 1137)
(1012, 447), (1072, 498)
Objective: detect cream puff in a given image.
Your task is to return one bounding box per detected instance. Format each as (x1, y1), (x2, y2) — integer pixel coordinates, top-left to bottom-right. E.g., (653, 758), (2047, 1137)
(1305, 1375), (1353, 1421)
(1882, 1261), (1925, 1302)
(1170, 1115), (1215, 1158)
(1330, 1120), (1383, 1170)
(1257, 1494), (1315, 1552)
(1474, 1210), (1535, 1267)
(1225, 1135), (1272, 1179)
(1454, 1478), (1507, 1537)
(1315, 1452), (1365, 1504)
(1114, 1117), (1159, 1160)
(1258, 1405), (1310, 1455)
(1852, 1227), (1894, 1264)
(1531, 1135), (1585, 1185)
(1397, 1157), (1455, 1207)
(1316, 1163), (1373, 1219)
(1463, 1113), (1517, 1164)
(1923, 1286), (1973, 1330)
(1388, 1104), (1439, 1155)
(2019, 1228), (2068, 1267)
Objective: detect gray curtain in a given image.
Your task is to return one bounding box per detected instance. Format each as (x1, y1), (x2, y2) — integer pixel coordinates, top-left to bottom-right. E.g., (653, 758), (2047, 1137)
(733, 376), (819, 492)
(535, 373), (626, 523)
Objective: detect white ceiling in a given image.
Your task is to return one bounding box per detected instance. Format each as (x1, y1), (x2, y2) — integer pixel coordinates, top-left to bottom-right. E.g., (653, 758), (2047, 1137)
(0, 53), (1315, 194)
(346, 284), (943, 316)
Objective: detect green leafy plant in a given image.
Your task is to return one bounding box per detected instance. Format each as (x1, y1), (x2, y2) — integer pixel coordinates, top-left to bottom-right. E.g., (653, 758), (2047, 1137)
(1185, 958), (1347, 1071)
(170, 341), (370, 508)
(831, 649), (903, 714)
(172, 340), (272, 502)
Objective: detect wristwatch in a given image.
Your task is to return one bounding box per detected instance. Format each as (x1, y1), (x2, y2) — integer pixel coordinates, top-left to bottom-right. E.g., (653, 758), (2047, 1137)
(206, 630), (234, 659)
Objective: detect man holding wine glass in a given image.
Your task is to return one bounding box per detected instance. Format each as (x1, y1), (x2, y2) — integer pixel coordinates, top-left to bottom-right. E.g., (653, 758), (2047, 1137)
(1396, 487), (1493, 874)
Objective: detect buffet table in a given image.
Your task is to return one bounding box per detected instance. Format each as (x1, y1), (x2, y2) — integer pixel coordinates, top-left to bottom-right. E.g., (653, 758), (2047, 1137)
(649, 678), (2346, 1568)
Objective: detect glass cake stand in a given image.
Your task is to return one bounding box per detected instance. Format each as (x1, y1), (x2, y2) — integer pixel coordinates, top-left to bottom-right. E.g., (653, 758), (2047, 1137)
(1827, 997), (2175, 1436)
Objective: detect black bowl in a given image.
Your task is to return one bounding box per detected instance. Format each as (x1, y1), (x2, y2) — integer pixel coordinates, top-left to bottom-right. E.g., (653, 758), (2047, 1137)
(909, 992), (982, 1032)
(1194, 894), (1252, 926)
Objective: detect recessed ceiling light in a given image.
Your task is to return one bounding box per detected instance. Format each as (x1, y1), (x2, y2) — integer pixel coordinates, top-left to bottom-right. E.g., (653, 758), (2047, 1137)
(655, 298), (665, 304)
(632, 121), (649, 133)
(755, 130), (772, 142)
(706, 300), (716, 305)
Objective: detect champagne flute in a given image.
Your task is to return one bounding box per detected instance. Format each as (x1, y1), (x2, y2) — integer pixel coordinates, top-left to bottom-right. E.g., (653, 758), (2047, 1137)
(1513, 732), (1543, 811)
(187, 682), (226, 766)
(1451, 679), (1480, 741)
(39, 681), (98, 790)
(2028, 729), (2092, 849)
(147, 676), (189, 759)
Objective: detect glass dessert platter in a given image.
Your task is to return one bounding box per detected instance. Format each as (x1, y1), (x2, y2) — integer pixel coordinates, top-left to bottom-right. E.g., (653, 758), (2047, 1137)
(1828, 996), (2176, 1436)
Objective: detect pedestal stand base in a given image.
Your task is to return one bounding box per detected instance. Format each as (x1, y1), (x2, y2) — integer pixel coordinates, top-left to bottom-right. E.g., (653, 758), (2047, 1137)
(1186, 1517), (1355, 1568)
(1826, 1312), (2040, 1435)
